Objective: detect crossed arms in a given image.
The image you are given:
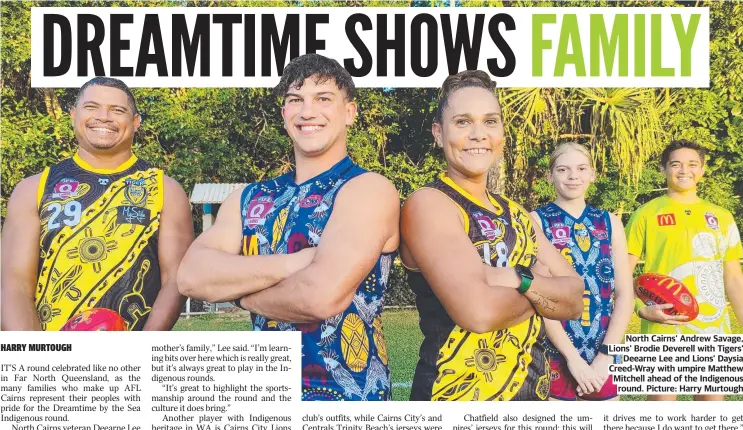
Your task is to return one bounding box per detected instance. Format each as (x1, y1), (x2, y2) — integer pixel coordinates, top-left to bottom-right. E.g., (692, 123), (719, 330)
(399, 189), (583, 335)
(177, 172), (400, 323)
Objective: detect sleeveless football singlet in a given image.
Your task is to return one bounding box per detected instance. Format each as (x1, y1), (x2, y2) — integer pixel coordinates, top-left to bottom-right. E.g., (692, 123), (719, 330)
(535, 203), (615, 363)
(239, 156), (393, 401)
(406, 173), (550, 401)
(35, 153), (164, 331)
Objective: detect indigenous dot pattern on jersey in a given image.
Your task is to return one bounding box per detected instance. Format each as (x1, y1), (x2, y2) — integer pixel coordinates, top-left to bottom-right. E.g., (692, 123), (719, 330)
(239, 156), (393, 401)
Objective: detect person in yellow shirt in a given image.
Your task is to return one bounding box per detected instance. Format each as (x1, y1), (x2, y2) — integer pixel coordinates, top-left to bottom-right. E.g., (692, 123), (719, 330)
(626, 139), (743, 401)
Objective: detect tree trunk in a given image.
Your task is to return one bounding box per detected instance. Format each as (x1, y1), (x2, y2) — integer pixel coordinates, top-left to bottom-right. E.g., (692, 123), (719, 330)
(42, 88), (66, 147)
(486, 157), (505, 195)
(42, 88), (63, 121)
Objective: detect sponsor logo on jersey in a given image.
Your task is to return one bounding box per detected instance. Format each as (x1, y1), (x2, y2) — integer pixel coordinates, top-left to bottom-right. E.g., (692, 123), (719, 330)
(52, 178), (79, 199)
(550, 224), (571, 245)
(299, 194), (322, 208)
(656, 213), (676, 226)
(245, 196), (275, 228)
(704, 212), (719, 230)
(98, 178), (110, 186)
(590, 227), (609, 240)
(116, 206), (151, 226)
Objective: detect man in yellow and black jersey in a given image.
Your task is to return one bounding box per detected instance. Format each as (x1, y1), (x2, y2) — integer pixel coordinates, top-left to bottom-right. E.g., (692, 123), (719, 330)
(1, 77), (194, 331)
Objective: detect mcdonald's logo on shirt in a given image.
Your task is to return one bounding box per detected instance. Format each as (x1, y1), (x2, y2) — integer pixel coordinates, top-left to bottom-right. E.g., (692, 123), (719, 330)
(657, 213), (677, 226)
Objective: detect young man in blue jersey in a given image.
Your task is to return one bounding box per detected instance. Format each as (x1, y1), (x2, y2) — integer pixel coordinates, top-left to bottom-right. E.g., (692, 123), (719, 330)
(178, 54), (400, 401)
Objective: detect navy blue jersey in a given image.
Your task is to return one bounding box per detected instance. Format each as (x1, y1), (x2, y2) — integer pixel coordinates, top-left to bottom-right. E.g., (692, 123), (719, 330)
(535, 203), (615, 363)
(240, 156), (393, 401)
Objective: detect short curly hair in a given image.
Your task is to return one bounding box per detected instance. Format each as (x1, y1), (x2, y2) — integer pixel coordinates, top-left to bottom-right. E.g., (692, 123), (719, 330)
(274, 54), (357, 102)
(660, 139), (707, 167)
(75, 77), (138, 114)
(436, 70), (499, 124)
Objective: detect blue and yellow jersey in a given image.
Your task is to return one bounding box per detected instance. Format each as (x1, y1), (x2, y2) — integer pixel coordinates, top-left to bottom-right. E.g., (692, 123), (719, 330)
(35, 153), (163, 331)
(239, 156), (393, 401)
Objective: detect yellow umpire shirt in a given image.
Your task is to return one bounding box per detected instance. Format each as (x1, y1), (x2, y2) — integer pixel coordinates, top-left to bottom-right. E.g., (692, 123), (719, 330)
(626, 195), (743, 334)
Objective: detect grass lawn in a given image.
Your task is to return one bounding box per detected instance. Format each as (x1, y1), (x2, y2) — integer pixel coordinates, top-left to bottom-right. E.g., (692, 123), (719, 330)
(174, 308), (742, 401)
(173, 312), (253, 331)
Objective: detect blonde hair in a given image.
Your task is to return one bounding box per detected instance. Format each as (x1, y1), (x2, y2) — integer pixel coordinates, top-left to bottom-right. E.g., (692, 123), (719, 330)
(548, 142), (594, 172)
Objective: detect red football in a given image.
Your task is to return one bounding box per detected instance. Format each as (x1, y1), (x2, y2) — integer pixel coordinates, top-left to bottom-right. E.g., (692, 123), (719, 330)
(61, 308), (127, 331)
(634, 273), (699, 321)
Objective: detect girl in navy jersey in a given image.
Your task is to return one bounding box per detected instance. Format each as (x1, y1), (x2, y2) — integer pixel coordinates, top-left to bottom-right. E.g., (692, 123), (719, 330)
(531, 143), (634, 401)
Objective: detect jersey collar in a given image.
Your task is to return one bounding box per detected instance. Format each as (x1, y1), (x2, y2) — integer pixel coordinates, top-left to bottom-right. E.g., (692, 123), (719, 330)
(278, 155), (355, 187)
(440, 172), (501, 212)
(73, 152), (138, 174)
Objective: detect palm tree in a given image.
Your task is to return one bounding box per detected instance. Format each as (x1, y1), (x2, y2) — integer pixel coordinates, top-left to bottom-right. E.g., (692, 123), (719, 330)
(494, 87), (674, 204)
(578, 88), (674, 183)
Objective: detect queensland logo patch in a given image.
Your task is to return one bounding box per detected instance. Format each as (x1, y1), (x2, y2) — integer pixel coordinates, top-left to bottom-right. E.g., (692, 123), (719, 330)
(474, 212), (500, 241)
(245, 196), (275, 228)
(550, 224), (571, 245)
(656, 213), (676, 226)
(704, 212), (719, 230)
(53, 178), (79, 199)
(117, 206), (150, 226)
(299, 194), (322, 208)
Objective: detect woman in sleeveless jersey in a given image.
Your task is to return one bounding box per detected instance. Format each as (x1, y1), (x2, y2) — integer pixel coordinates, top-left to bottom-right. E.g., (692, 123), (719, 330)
(531, 143), (634, 401)
(399, 70), (584, 401)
